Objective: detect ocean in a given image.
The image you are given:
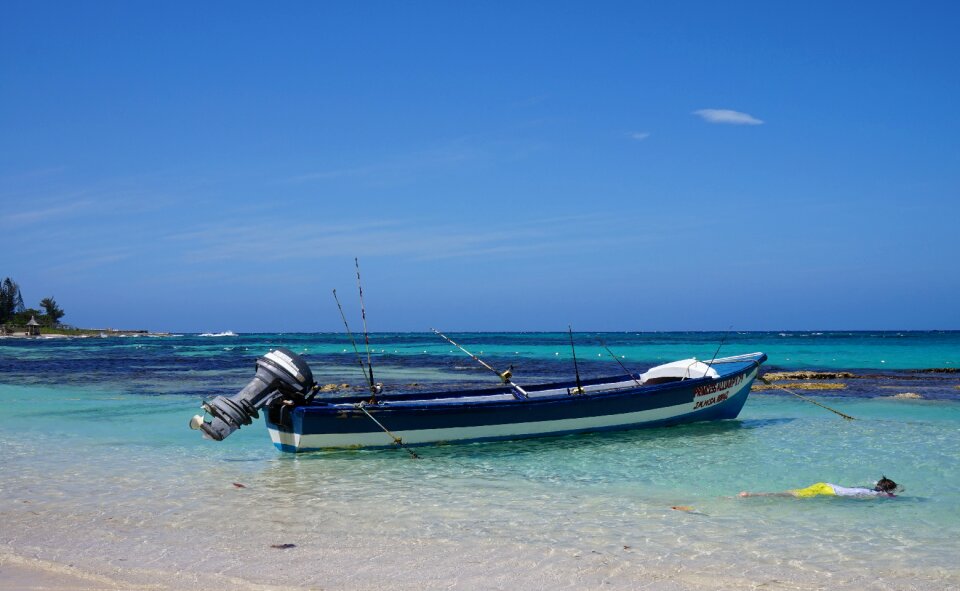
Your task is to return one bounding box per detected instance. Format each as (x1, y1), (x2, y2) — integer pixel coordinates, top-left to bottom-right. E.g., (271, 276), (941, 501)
(1, 331), (958, 590)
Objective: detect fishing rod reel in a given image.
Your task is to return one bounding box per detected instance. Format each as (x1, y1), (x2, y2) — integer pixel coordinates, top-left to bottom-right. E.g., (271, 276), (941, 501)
(189, 348), (316, 441)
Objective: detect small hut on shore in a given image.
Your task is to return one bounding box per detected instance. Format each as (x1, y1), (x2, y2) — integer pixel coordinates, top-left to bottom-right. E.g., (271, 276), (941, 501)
(26, 316), (41, 336)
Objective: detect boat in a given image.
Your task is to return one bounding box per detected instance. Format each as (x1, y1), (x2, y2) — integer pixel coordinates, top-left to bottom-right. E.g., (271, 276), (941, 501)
(189, 347), (767, 453)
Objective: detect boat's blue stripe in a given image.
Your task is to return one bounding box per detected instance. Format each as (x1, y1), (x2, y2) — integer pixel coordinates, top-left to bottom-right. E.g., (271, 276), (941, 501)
(273, 385), (752, 452)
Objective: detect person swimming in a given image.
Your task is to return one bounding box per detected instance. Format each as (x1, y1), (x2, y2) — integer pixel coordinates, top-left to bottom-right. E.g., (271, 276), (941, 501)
(739, 476), (899, 498)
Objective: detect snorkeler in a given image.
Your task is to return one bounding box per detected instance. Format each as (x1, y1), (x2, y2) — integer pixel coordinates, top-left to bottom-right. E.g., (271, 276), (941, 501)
(739, 476), (899, 498)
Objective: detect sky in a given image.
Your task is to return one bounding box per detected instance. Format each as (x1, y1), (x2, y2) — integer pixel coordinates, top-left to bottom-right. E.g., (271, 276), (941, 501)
(2, 1), (958, 332)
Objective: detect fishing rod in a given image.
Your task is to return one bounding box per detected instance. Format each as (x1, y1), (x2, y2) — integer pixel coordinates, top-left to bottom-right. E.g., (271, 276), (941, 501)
(568, 325), (584, 395)
(431, 328), (529, 399)
(332, 288), (373, 390)
(598, 338), (643, 387)
(354, 258), (382, 401)
(705, 327), (732, 372)
(757, 377), (856, 420)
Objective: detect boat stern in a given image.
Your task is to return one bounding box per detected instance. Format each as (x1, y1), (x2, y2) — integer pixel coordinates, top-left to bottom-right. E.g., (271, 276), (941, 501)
(267, 424), (302, 453)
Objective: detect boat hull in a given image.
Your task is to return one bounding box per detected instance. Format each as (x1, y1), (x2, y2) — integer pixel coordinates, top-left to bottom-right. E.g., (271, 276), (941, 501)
(265, 354), (765, 452)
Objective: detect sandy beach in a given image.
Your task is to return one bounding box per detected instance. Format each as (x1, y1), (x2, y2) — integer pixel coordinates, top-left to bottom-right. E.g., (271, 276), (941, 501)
(0, 554), (305, 591)
(3, 536), (954, 591)
(1, 555), (132, 591)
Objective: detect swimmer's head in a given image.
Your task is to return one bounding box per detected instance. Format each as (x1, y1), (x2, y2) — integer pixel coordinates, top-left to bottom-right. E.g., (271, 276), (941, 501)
(875, 476), (898, 493)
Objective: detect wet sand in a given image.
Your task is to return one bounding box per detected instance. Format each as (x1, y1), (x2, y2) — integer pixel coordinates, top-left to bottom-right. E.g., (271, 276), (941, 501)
(1, 555), (127, 591)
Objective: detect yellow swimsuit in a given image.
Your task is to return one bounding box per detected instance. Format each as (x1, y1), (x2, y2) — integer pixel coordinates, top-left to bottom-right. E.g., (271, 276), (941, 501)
(790, 482), (837, 497)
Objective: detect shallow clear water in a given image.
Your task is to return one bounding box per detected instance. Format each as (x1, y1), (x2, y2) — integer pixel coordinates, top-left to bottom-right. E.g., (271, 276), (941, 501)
(1, 332), (958, 590)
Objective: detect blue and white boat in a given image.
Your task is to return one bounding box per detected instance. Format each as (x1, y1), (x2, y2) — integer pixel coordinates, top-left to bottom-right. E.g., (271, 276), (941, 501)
(190, 348), (767, 453)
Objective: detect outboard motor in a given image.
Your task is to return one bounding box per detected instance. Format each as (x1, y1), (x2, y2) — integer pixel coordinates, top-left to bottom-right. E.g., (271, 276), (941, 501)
(189, 348), (315, 441)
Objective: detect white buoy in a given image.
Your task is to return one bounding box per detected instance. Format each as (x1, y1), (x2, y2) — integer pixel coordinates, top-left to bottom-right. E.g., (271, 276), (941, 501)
(189, 415), (205, 430)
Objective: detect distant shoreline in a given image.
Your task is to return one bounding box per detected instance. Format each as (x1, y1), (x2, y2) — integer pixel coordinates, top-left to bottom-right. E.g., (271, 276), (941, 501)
(0, 328), (172, 339)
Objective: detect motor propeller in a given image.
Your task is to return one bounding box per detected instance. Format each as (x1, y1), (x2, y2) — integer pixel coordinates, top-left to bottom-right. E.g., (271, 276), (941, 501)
(189, 347), (315, 441)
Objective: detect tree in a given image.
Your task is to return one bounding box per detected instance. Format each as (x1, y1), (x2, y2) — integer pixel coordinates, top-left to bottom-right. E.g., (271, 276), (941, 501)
(0, 277), (25, 324)
(11, 308), (42, 326)
(40, 297), (66, 325)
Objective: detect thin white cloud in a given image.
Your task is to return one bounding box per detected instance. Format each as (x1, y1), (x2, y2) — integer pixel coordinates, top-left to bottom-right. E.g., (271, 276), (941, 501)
(286, 167), (365, 182)
(693, 109), (764, 125)
(628, 132), (651, 141)
(284, 141), (480, 184)
(0, 199), (95, 225)
(162, 213), (643, 264)
(1, 167), (68, 183)
(283, 133), (546, 185)
(45, 248), (136, 274)
(512, 94), (549, 108)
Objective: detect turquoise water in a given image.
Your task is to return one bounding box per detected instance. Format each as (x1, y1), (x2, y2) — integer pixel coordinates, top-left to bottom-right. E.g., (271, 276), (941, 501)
(1, 332), (958, 590)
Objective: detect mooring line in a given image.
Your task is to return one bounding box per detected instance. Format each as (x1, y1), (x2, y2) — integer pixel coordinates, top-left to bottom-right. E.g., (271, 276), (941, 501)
(758, 376), (856, 420)
(357, 402), (419, 459)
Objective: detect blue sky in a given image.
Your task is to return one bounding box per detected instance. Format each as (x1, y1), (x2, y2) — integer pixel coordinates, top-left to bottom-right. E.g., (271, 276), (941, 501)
(2, 2), (958, 332)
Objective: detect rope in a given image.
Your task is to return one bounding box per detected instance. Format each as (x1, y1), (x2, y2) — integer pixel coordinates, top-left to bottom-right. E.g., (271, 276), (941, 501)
(357, 402), (419, 459)
(758, 377), (856, 420)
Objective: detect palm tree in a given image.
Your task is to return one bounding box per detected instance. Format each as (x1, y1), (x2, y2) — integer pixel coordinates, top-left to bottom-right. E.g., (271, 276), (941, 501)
(40, 297), (66, 325)
(0, 277), (25, 324)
